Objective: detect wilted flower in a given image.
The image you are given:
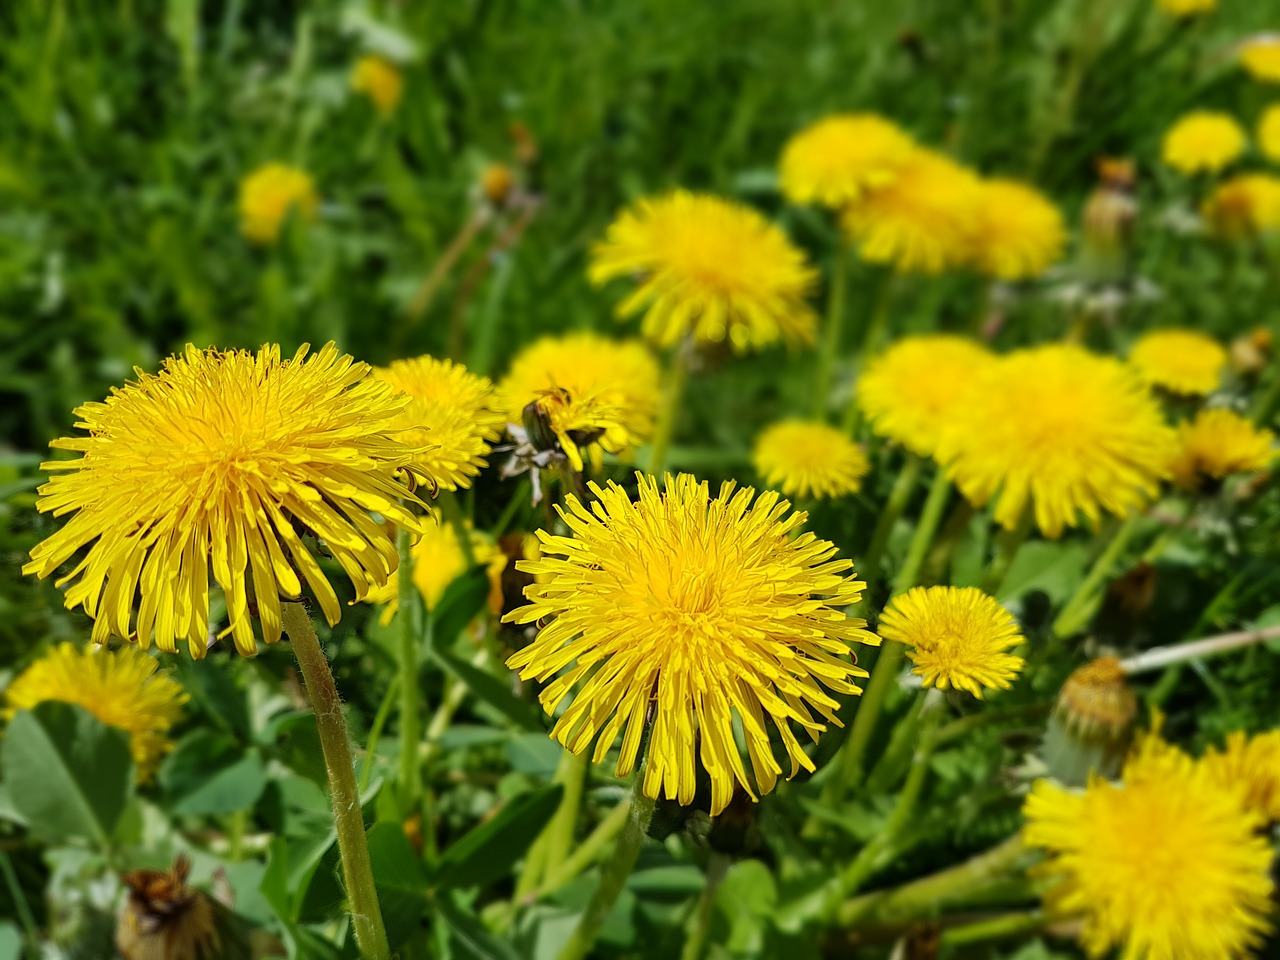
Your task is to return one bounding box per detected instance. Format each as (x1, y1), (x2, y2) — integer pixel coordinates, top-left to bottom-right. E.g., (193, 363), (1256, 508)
(351, 55), (403, 116)
(1240, 35), (1280, 84)
(1129, 328), (1227, 395)
(751, 419), (869, 500)
(117, 855), (229, 960)
(1161, 111), (1246, 175)
(237, 163), (318, 245)
(968, 178), (1066, 280)
(1168, 408), (1275, 492)
(779, 113), (915, 208)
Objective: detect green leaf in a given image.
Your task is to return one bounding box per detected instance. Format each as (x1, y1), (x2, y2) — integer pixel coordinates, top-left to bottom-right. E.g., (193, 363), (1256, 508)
(999, 540), (1089, 605)
(430, 567), (492, 651)
(713, 860), (777, 955)
(435, 785), (564, 890)
(434, 648), (544, 733)
(172, 653), (252, 740)
(367, 822), (428, 950)
(160, 730), (267, 816)
(0, 922), (20, 960)
(437, 894), (521, 960)
(1, 703), (133, 845)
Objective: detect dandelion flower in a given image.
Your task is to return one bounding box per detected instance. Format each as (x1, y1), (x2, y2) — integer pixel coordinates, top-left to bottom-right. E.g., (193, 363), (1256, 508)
(1201, 173), (1280, 238)
(375, 356), (503, 491)
(238, 163), (318, 245)
(857, 335), (995, 458)
(752, 419), (869, 500)
(351, 55), (403, 116)
(1024, 735), (1274, 960)
(1161, 112), (1247, 174)
(1202, 730), (1280, 822)
(1241, 35), (1280, 84)
(497, 333), (660, 471)
(1129, 328), (1227, 395)
(969, 178), (1066, 280)
(1168, 408), (1274, 491)
(6, 643), (186, 781)
(878, 586), (1024, 698)
(936, 344), (1174, 538)
(1157, 0), (1216, 15)
(24, 343), (432, 657)
(1258, 104), (1280, 160)
(504, 473), (877, 815)
(589, 191), (818, 353)
(778, 113), (916, 208)
(841, 149), (981, 274)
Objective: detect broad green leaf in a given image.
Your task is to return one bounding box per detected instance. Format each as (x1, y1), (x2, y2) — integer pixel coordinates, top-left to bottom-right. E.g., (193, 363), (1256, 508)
(2, 703), (133, 845)
(367, 822), (428, 950)
(0, 922), (20, 960)
(505, 734), (563, 777)
(714, 860), (777, 954)
(1000, 540), (1089, 605)
(430, 568), (491, 652)
(160, 730), (267, 816)
(435, 785), (564, 890)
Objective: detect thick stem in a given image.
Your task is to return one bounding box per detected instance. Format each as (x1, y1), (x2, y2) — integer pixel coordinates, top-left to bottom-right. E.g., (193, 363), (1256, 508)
(397, 528), (422, 811)
(283, 602), (391, 960)
(894, 468), (951, 595)
(981, 506), (1034, 596)
(1052, 512), (1138, 638)
(680, 852), (732, 960)
(556, 789), (656, 960)
(542, 750), (589, 881)
(942, 909), (1049, 946)
(812, 239), (850, 418)
(648, 343), (692, 475)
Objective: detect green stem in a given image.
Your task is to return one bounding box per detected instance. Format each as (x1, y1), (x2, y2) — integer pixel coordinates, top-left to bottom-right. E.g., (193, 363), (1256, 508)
(542, 750), (589, 881)
(863, 689), (928, 794)
(542, 793), (633, 895)
(942, 909), (1049, 946)
(398, 528), (422, 812)
(556, 789), (656, 960)
(680, 852), (732, 960)
(894, 468), (951, 594)
(859, 453), (923, 595)
(359, 674), (400, 792)
(980, 506), (1034, 596)
(283, 602), (391, 960)
(1052, 512), (1139, 638)
(648, 343), (692, 474)
(842, 271), (898, 434)
(0, 851), (39, 949)
(813, 239), (850, 418)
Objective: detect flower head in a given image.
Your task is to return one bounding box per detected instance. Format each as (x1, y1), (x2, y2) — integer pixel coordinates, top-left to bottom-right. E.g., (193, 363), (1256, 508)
(1259, 104), (1280, 160)
(6, 643), (186, 781)
(238, 163), (318, 245)
(375, 356), (503, 491)
(751, 419), (869, 500)
(504, 473), (877, 815)
(351, 55), (403, 116)
(1201, 173), (1280, 238)
(497, 333), (660, 471)
(1129, 328), (1227, 395)
(1024, 735), (1274, 960)
(841, 149), (981, 274)
(778, 113), (916, 208)
(1202, 730), (1280, 822)
(936, 344), (1174, 538)
(1157, 0), (1215, 15)
(1161, 112), (1247, 175)
(1168, 408), (1275, 491)
(857, 335), (996, 457)
(24, 343), (432, 656)
(968, 178), (1066, 280)
(1241, 35), (1280, 84)
(878, 586), (1024, 698)
(589, 191), (818, 352)
(117, 855), (220, 960)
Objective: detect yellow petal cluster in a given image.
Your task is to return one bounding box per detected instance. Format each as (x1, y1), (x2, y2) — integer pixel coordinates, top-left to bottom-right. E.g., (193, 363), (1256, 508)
(1169, 407), (1275, 491)
(1157, 0), (1216, 15)
(1129, 328), (1227, 396)
(1201, 173), (1280, 238)
(6, 643), (187, 781)
(351, 55), (403, 116)
(1161, 111), (1247, 175)
(1259, 104), (1280, 160)
(1240, 35), (1280, 84)
(936, 344), (1174, 538)
(751, 419), (869, 500)
(367, 509), (506, 617)
(590, 191), (818, 352)
(504, 473), (878, 815)
(238, 163), (318, 245)
(779, 113), (916, 208)
(968, 178), (1066, 280)
(1202, 730), (1280, 822)
(24, 343), (432, 656)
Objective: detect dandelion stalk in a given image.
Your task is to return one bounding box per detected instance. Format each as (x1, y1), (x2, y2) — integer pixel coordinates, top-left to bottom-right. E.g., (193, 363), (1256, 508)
(813, 238), (850, 418)
(1052, 512), (1140, 638)
(397, 527), (422, 812)
(680, 852), (732, 960)
(648, 342), (692, 473)
(858, 452), (923, 596)
(1120, 623), (1280, 675)
(843, 271), (897, 434)
(980, 505), (1034, 596)
(283, 602), (391, 960)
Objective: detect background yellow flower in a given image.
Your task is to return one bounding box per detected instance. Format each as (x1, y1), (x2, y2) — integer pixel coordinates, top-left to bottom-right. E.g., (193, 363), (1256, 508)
(1129, 328), (1227, 395)
(968, 178), (1066, 280)
(1241, 36), (1280, 83)
(1161, 111), (1247, 174)
(238, 163), (318, 245)
(351, 55), (403, 116)
(779, 113), (915, 208)
(752, 419), (869, 500)
(1168, 407), (1275, 491)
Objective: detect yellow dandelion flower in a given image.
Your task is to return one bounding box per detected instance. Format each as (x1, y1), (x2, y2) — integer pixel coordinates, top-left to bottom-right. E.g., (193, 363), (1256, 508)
(588, 191), (818, 353)
(367, 509), (506, 619)
(1161, 111), (1247, 174)
(24, 343), (432, 657)
(504, 473), (878, 815)
(351, 55), (403, 117)
(1168, 407), (1275, 491)
(1258, 104), (1280, 160)
(1024, 736), (1274, 960)
(969, 178), (1066, 280)
(1201, 173), (1280, 238)
(841, 149), (981, 274)
(877, 586), (1024, 698)
(6, 643), (186, 781)
(1241, 35), (1280, 84)
(1157, 0), (1216, 15)
(237, 163), (318, 245)
(857, 334), (995, 458)
(751, 419), (869, 500)
(497, 333), (660, 471)
(778, 113), (916, 208)
(375, 356), (503, 492)
(1202, 730), (1280, 822)
(936, 344), (1175, 538)
(1129, 328), (1227, 395)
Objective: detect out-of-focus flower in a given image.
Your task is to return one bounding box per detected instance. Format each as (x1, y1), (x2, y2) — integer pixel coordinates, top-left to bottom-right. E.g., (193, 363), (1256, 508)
(842, 149), (981, 273)
(1129, 328), (1227, 395)
(238, 163), (318, 245)
(1024, 732), (1274, 960)
(857, 335), (995, 458)
(496, 333), (660, 471)
(877, 586), (1024, 698)
(936, 344), (1174, 538)
(1202, 730), (1280, 822)
(1258, 104), (1280, 160)
(751, 419), (869, 500)
(350, 55), (403, 116)
(116, 854), (244, 960)
(1161, 111), (1247, 175)
(1157, 0), (1216, 16)
(480, 163), (515, 207)
(1080, 158), (1138, 283)
(589, 191), (817, 353)
(504, 473), (877, 815)
(6, 643), (186, 781)
(969, 178), (1067, 280)
(1043, 656), (1138, 784)
(1168, 408), (1275, 492)
(1240, 35), (1280, 84)
(375, 356), (504, 491)
(1231, 327), (1273, 375)
(1201, 173), (1280, 238)
(23, 344), (432, 656)
(779, 113), (915, 208)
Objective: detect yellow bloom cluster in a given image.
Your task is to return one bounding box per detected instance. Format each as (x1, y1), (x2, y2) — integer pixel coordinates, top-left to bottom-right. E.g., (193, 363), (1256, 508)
(1161, 111), (1247, 174)
(1240, 35), (1280, 84)
(351, 55), (403, 116)
(1169, 408), (1275, 491)
(1129, 328), (1227, 396)
(238, 163), (319, 245)
(751, 419), (869, 500)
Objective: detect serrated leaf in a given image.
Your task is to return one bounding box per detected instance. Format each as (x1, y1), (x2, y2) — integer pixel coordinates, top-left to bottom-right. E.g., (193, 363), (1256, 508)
(436, 785), (564, 890)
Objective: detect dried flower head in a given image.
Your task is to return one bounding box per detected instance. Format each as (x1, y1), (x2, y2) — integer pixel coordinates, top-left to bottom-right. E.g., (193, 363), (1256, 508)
(1168, 408), (1274, 492)
(751, 419), (869, 500)
(779, 113), (916, 208)
(117, 855), (227, 960)
(1129, 328), (1227, 396)
(1161, 111), (1247, 175)
(238, 163), (318, 245)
